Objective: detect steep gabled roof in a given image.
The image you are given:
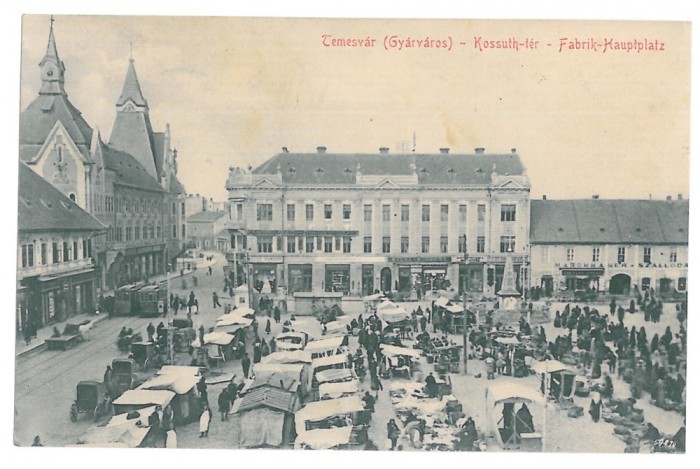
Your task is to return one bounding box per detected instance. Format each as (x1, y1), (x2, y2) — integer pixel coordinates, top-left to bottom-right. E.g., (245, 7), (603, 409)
(17, 163), (105, 232)
(116, 59), (148, 107)
(187, 211), (227, 223)
(253, 152), (525, 186)
(530, 199), (689, 245)
(19, 95), (93, 151)
(101, 143), (164, 192)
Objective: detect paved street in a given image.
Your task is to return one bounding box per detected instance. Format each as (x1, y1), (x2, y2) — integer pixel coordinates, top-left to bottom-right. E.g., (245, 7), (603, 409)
(14, 254), (686, 451)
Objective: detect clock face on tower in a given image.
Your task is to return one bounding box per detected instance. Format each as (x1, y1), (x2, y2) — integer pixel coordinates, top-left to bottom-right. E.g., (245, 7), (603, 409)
(46, 69), (53, 76)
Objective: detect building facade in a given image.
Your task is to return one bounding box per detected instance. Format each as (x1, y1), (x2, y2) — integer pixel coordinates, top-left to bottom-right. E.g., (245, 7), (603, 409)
(17, 164), (106, 333)
(530, 198), (689, 298)
(187, 210), (229, 250)
(226, 147), (531, 298)
(18, 22), (187, 291)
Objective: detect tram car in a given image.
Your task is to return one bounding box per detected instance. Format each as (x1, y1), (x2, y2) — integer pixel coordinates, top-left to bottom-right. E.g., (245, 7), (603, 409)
(137, 284), (168, 317)
(114, 284), (143, 316)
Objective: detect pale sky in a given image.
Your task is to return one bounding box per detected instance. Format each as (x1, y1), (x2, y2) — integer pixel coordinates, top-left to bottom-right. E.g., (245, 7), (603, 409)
(18, 15), (690, 202)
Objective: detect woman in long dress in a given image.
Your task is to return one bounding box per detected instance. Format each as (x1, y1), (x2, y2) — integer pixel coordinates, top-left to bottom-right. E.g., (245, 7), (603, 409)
(589, 392), (602, 423)
(199, 405), (212, 438)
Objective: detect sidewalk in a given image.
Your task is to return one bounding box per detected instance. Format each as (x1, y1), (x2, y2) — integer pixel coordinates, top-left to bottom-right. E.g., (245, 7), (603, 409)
(15, 312), (110, 358)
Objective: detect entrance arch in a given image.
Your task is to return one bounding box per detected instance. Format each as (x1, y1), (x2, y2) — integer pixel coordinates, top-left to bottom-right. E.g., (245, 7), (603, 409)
(609, 273), (631, 295)
(380, 267), (392, 293)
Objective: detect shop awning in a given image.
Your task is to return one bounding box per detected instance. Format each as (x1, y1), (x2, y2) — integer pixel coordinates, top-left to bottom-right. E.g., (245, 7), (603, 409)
(560, 268), (605, 276)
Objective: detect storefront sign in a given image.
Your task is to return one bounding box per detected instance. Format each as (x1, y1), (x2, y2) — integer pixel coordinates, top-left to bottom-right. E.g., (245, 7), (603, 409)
(252, 256), (284, 264)
(389, 256), (451, 264)
(557, 262), (688, 269)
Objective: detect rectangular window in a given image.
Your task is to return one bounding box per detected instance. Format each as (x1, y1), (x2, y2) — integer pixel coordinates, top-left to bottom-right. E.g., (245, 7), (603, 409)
(401, 236), (409, 253)
(422, 205), (430, 222)
(343, 204), (351, 220)
(73, 241), (79, 260)
(306, 204), (314, 221)
(641, 277), (651, 290)
(335, 237), (341, 251)
(82, 239), (88, 259)
(324, 237), (333, 253)
(592, 247), (600, 263)
(540, 246), (549, 262)
(477, 236), (485, 253)
(181, 203), (185, 216)
(287, 237), (296, 253)
(440, 236), (448, 253)
(458, 235), (467, 253)
(306, 237), (314, 253)
(500, 204), (516, 222)
(617, 247), (626, 264)
(343, 237), (351, 253)
(459, 204), (467, 222)
(172, 202), (176, 215)
(382, 236), (391, 253)
(421, 236), (430, 253)
(287, 204), (295, 222)
(401, 204), (410, 222)
(181, 224), (185, 238)
(276, 236), (283, 252)
(363, 237), (372, 253)
(316, 236), (322, 251)
(41, 243), (47, 265)
(382, 204), (391, 222)
(643, 247), (652, 264)
(63, 242), (69, 262)
(134, 226), (140, 241)
(298, 237), (304, 253)
(21, 244), (34, 268)
(566, 247), (575, 261)
(678, 277), (687, 291)
(669, 248), (678, 263)
(257, 237), (273, 253)
(256, 203), (273, 221)
(324, 204), (333, 220)
(440, 204), (449, 222)
(478, 204), (486, 222)
(236, 204), (243, 221)
(500, 236), (516, 253)
(364, 204), (372, 222)
(172, 225), (177, 239)
(156, 225), (161, 239)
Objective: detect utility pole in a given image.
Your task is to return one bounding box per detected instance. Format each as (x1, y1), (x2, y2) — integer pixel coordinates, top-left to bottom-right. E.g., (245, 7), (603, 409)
(167, 266), (174, 364)
(462, 281), (469, 375)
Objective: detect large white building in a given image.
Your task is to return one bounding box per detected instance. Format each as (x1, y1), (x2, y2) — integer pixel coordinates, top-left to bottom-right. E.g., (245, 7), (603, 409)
(530, 198), (689, 298)
(225, 146), (531, 298)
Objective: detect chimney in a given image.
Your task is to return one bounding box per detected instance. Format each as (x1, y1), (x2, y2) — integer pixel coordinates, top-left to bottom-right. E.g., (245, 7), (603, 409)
(316, 146), (327, 154)
(379, 147), (389, 154)
(542, 195), (547, 200)
(678, 193), (683, 200)
(282, 146), (289, 153)
(592, 194), (599, 199)
(439, 147), (450, 154)
(511, 148), (517, 154)
(475, 147), (485, 154)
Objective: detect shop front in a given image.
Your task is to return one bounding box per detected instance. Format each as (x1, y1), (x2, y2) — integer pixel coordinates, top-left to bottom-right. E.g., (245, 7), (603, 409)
(252, 261), (281, 294)
(361, 264), (374, 296)
(459, 263), (484, 294)
(325, 264), (350, 293)
(288, 264), (313, 294)
(561, 267), (604, 293)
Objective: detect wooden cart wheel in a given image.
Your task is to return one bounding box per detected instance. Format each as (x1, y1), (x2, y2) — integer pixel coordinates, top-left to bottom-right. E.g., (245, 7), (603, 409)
(70, 404), (78, 422)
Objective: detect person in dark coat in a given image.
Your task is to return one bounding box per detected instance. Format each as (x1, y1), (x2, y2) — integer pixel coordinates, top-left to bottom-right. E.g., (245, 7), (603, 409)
(241, 353), (251, 379)
(425, 372), (438, 398)
(213, 292), (221, 308)
(253, 343), (262, 364)
(103, 365), (113, 385)
(147, 323), (156, 342)
(218, 388), (231, 421)
(515, 403), (535, 436)
(589, 392), (602, 422)
(387, 419), (401, 450)
(273, 306), (281, 324)
(265, 319), (271, 335)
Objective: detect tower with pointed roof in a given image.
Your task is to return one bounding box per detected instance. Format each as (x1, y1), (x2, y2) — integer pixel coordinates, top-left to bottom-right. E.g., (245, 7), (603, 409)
(109, 58), (158, 179)
(38, 17), (66, 96)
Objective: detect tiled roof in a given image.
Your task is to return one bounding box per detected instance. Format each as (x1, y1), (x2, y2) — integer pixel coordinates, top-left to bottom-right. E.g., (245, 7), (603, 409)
(253, 152), (525, 186)
(17, 163), (106, 232)
(236, 385), (298, 414)
(108, 111), (158, 178)
(116, 60), (148, 107)
(153, 132), (165, 178)
(101, 143), (164, 193)
(19, 94), (93, 150)
(169, 175), (186, 194)
(530, 199), (689, 245)
(187, 211), (227, 223)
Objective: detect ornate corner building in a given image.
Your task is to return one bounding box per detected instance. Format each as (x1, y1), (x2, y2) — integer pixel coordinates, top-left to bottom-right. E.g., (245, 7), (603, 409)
(225, 146), (532, 299)
(17, 21), (187, 331)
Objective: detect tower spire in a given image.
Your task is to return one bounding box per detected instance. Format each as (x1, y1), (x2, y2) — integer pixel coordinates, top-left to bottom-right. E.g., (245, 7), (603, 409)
(115, 55), (148, 107)
(39, 15), (66, 95)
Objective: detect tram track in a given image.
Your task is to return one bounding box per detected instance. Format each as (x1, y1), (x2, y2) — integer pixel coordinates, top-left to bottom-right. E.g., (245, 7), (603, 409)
(14, 316), (149, 398)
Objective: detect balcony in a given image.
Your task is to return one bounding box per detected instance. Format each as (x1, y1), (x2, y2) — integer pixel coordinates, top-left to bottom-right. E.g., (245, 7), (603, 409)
(18, 257), (95, 280)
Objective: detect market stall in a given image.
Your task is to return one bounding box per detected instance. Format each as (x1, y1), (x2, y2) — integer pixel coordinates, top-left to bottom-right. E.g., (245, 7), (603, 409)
(379, 344), (422, 379)
(304, 336), (346, 359)
(295, 395), (368, 443)
(112, 389), (175, 416)
(532, 359), (577, 404)
(318, 380), (359, 400)
(137, 369), (200, 424)
(261, 350), (313, 365)
(295, 426), (355, 450)
(230, 384), (300, 448)
(274, 331), (310, 351)
(485, 382), (545, 451)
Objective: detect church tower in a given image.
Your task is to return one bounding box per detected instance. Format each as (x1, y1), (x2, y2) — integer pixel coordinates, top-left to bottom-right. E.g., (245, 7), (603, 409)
(108, 57), (158, 179)
(38, 17), (66, 96)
